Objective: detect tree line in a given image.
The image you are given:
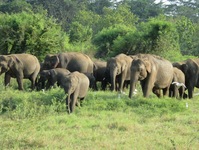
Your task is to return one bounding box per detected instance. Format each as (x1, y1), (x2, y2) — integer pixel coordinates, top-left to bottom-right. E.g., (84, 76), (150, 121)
(0, 0), (198, 61)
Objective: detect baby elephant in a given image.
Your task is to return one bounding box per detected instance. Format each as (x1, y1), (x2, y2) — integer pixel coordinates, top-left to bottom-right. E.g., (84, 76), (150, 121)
(38, 68), (70, 90)
(169, 67), (186, 99)
(60, 71), (90, 114)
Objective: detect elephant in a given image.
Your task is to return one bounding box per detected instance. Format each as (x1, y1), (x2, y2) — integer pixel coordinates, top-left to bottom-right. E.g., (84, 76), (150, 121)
(59, 71), (90, 114)
(0, 54), (40, 90)
(42, 52), (94, 73)
(37, 68), (71, 90)
(129, 54), (174, 98)
(173, 58), (199, 99)
(93, 60), (108, 90)
(169, 67), (186, 99)
(105, 53), (133, 92)
(83, 72), (97, 90)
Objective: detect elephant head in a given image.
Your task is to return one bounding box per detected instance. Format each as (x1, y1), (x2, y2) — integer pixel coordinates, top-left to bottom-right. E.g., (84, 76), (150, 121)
(129, 58), (151, 98)
(63, 75), (78, 95)
(37, 70), (51, 88)
(43, 54), (59, 69)
(0, 55), (14, 75)
(106, 58), (127, 91)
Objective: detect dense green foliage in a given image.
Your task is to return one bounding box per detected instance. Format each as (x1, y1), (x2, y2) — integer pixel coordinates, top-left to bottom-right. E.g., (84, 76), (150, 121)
(0, 10), (69, 61)
(0, 0), (198, 60)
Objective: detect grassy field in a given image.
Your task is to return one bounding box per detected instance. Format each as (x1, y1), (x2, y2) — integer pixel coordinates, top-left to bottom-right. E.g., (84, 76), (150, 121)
(0, 79), (199, 150)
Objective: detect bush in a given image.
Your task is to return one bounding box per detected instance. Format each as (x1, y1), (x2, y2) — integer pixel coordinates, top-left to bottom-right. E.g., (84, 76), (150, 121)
(0, 10), (69, 61)
(93, 24), (135, 58)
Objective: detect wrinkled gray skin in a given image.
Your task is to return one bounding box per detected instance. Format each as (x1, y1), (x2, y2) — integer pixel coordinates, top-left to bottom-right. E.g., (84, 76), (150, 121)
(93, 60), (108, 90)
(60, 71), (90, 114)
(42, 52), (94, 73)
(0, 54), (40, 90)
(129, 54), (173, 98)
(38, 68), (70, 90)
(169, 67), (186, 99)
(173, 58), (199, 99)
(106, 53), (133, 92)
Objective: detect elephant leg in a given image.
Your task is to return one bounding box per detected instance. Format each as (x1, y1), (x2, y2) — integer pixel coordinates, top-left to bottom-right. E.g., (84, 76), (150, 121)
(30, 74), (38, 90)
(142, 79), (153, 97)
(93, 81), (98, 91)
(66, 95), (71, 114)
(70, 93), (78, 113)
(179, 87), (184, 99)
(173, 86), (179, 98)
(16, 76), (24, 90)
(187, 86), (194, 99)
(162, 86), (170, 97)
(153, 88), (161, 98)
(4, 73), (11, 87)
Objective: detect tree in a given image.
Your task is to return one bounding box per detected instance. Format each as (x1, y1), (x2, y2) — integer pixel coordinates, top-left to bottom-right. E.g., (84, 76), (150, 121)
(164, 0), (199, 23)
(174, 16), (195, 55)
(0, 11), (69, 61)
(93, 24), (135, 57)
(88, 0), (114, 14)
(69, 9), (100, 43)
(122, 0), (164, 21)
(0, 0), (32, 13)
(96, 4), (138, 32)
(112, 15), (181, 60)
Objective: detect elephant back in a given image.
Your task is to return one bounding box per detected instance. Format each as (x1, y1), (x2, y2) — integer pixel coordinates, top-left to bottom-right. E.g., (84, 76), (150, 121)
(11, 54), (40, 75)
(58, 52), (94, 73)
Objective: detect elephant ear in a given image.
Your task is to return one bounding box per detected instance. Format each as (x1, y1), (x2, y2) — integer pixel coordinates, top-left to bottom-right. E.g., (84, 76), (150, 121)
(181, 64), (188, 74)
(8, 56), (16, 68)
(49, 69), (55, 77)
(70, 75), (79, 92)
(51, 55), (60, 68)
(143, 59), (152, 73)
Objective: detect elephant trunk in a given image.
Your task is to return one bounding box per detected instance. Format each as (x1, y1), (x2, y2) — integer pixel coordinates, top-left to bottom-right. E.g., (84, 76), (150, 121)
(129, 73), (138, 98)
(110, 69), (117, 91)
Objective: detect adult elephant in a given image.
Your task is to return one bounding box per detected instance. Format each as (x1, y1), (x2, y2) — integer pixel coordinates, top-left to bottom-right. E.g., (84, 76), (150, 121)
(0, 54), (40, 90)
(37, 68), (71, 90)
(169, 67), (186, 99)
(105, 53), (133, 92)
(60, 71), (90, 114)
(173, 58), (199, 99)
(42, 52), (94, 73)
(129, 54), (174, 98)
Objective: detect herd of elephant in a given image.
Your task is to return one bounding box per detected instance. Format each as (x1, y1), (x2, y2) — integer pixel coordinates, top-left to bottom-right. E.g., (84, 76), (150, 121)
(0, 52), (198, 113)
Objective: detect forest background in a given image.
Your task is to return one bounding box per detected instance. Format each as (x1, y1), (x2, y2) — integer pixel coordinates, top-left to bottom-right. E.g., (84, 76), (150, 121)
(0, 0), (199, 62)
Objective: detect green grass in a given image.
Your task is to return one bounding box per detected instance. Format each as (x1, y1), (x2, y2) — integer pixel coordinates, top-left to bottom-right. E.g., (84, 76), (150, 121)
(0, 80), (199, 149)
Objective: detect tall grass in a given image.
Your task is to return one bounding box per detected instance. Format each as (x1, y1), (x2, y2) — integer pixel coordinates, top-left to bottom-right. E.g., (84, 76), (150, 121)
(0, 79), (199, 149)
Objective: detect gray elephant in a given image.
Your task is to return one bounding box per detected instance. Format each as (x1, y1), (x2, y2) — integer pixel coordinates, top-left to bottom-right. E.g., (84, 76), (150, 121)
(60, 71), (90, 114)
(0, 54), (40, 90)
(105, 53), (133, 92)
(129, 54), (174, 98)
(173, 58), (199, 99)
(37, 68), (70, 90)
(169, 67), (186, 99)
(42, 52), (94, 73)
(83, 72), (97, 90)
(93, 60), (108, 90)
